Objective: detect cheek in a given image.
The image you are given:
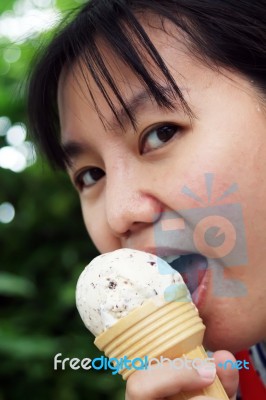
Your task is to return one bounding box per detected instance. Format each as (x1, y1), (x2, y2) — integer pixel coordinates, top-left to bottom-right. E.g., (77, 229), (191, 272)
(179, 129), (266, 346)
(81, 200), (120, 253)
(176, 117), (266, 203)
(163, 138), (240, 211)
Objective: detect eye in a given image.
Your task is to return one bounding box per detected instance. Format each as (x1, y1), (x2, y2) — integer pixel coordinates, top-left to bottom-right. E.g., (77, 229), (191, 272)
(140, 123), (181, 154)
(74, 167), (105, 191)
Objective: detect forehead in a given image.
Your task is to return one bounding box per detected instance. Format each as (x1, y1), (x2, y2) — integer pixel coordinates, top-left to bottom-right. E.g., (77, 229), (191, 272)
(57, 15), (195, 118)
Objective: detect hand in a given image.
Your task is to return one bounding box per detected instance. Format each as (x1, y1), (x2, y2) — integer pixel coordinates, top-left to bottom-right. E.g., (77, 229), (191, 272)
(126, 350), (239, 400)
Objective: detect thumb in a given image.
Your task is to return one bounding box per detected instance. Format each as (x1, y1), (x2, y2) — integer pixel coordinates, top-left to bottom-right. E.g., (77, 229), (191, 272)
(213, 350), (239, 400)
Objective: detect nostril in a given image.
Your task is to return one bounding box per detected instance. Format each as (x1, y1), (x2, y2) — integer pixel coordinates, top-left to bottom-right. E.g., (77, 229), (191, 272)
(122, 230), (130, 239)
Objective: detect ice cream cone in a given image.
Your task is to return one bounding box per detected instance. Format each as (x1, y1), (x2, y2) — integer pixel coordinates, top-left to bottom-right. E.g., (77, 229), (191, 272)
(95, 297), (229, 399)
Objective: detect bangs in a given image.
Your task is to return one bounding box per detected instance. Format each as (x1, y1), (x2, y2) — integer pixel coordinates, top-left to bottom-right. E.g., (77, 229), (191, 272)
(28, 2), (192, 169)
(75, 8), (192, 130)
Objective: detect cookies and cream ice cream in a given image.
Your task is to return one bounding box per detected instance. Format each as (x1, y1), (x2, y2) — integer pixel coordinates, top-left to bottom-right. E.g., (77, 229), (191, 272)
(76, 248), (191, 336)
(76, 249), (228, 399)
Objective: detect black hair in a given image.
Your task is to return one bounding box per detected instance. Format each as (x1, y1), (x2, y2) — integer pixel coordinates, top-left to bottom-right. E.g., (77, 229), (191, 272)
(27, 0), (266, 169)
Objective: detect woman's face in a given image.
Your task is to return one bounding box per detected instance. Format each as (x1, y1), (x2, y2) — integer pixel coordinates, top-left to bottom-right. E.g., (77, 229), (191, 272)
(58, 19), (266, 352)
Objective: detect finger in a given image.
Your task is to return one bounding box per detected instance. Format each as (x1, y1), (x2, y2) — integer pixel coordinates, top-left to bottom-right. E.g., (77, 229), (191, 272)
(213, 350), (239, 400)
(190, 397), (220, 400)
(190, 397), (219, 400)
(126, 361), (217, 400)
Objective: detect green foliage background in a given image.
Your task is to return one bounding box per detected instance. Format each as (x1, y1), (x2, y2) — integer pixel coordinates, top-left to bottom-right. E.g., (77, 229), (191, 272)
(0, 1), (125, 399)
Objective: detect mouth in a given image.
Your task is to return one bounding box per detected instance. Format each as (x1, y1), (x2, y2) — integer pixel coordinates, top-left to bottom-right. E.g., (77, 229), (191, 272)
(163, 254), (208, 296)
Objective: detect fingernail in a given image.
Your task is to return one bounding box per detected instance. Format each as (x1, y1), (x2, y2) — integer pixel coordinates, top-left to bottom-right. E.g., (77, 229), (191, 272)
(196, 365), (216, 380)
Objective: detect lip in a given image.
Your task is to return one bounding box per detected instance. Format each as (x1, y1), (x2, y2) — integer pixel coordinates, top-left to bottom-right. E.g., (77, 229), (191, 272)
(139, 247), (194, 257)
(191, 265), (210, 310)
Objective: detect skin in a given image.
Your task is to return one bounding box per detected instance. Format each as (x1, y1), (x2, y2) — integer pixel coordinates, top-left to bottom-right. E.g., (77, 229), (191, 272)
(58, 15), (266, 399)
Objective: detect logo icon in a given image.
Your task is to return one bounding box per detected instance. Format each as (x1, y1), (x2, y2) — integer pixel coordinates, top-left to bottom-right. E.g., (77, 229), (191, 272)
(155, 173), (247, 298)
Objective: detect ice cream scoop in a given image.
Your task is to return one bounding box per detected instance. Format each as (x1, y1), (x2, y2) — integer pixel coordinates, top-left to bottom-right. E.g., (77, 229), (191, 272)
(76, 248), (229, 400)
(76, 248), (191, 336)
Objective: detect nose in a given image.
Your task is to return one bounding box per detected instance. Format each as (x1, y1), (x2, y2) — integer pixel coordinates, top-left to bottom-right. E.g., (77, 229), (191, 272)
(104, 158), (163, 237)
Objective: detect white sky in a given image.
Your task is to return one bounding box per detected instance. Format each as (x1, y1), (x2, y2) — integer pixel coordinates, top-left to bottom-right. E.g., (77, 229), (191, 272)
(0, 0), (63, 222)
(0, 0), (61, 42)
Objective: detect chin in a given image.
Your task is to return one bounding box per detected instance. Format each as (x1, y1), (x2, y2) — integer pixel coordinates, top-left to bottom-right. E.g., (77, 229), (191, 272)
(203, 317), (262, 354)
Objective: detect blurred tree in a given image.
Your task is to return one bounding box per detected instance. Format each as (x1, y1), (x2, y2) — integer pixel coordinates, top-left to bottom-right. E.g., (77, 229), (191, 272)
(0, 1), (125, 399)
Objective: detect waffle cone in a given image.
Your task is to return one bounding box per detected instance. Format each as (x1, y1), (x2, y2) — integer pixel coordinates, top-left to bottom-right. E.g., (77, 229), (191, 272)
(95, 297), (228, 399)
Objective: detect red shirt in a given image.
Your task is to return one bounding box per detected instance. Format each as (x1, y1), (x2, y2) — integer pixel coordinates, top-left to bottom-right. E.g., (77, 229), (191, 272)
(236, 349), (266, 400)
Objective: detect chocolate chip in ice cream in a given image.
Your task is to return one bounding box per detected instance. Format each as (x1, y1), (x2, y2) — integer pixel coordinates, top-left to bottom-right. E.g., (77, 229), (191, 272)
(108, 280), (117, 289)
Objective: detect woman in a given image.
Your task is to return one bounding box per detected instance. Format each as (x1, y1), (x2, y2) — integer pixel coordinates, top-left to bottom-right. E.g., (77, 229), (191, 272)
(28, 1), (266, 398)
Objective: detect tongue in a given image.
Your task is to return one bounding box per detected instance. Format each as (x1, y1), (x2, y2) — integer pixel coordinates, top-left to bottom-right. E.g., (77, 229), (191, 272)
(169, 254), (208, 294)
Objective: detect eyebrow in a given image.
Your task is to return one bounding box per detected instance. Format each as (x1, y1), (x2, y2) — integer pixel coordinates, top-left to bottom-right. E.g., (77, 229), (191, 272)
(108, 85), (181, 130)
(61, 140), (90, 166)
(61, 85), (182, 164)
(108, 89), (159, 130)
